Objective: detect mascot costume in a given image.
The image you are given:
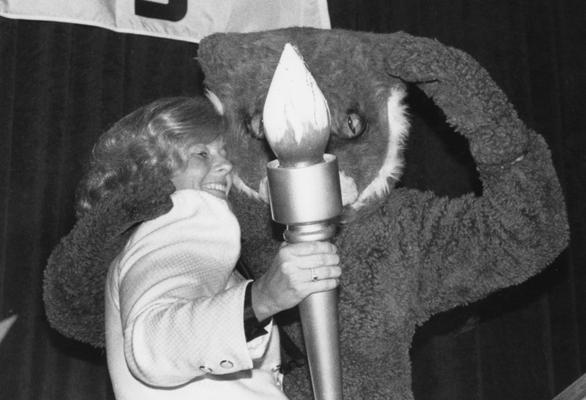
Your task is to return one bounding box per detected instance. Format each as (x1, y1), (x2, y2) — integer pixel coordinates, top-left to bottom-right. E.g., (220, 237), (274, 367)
(43, 28), (568, 400)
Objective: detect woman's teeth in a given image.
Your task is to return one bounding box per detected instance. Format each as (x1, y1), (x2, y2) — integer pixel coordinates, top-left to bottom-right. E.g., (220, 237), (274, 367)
(202, 183), (227, 193)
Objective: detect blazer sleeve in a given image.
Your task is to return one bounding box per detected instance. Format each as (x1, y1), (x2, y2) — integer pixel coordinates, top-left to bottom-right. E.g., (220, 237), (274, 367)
(115, 228), (272, 387)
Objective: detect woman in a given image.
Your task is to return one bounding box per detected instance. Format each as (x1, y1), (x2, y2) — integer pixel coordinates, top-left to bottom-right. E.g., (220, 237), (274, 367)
(76, 96), (341, 399)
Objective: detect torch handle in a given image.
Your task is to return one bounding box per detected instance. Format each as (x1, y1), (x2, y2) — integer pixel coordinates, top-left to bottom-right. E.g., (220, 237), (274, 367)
(298, 289), (342, 400)
(284, 222), (343, 400)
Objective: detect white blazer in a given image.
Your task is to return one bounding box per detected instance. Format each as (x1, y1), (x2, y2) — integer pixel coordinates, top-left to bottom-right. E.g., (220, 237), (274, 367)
(105, 190), (287, 400)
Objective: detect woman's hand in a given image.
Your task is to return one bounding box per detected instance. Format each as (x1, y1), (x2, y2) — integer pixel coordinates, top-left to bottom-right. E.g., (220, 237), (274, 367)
(250, 241), (341, 321)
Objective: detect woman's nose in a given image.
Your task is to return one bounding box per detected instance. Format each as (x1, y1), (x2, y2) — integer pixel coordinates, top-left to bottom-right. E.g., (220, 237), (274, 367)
(214, 155), (233, 174)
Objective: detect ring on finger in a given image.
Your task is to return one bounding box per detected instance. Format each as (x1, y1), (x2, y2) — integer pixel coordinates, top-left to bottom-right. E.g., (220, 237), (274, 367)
(311, 268), (318, 282)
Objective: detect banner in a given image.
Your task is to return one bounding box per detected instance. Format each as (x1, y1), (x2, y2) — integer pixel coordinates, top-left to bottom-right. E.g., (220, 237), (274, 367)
(0, 0), (331, 43)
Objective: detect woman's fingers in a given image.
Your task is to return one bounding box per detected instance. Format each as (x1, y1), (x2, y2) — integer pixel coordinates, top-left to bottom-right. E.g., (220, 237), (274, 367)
(299, 277), (340, 296)
(304, 265), (342, 282)
(278, 254), (340, 285)
(280, 241), (337, 258)
(295, 265), (342, 298)
(280, 242), (341, 292)
(294, 252), (340, 268)
(279, 248), (340, 269)
(253, 241), (342, 318)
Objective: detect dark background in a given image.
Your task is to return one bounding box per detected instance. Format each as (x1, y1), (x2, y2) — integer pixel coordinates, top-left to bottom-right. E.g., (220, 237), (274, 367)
(0, 0), (584, 399)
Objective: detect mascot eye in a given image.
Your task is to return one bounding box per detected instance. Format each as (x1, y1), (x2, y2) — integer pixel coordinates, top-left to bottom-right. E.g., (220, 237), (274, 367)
(245, 112), (265, 139)
(343, 112), (367, 138)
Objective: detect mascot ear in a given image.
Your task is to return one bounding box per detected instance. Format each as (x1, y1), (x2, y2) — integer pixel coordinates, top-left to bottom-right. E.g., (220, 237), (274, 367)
(384, 32), (528, 166)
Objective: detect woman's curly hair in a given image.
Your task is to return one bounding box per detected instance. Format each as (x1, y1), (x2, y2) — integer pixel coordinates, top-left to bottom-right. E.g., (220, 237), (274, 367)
(75, 96), (225, 218)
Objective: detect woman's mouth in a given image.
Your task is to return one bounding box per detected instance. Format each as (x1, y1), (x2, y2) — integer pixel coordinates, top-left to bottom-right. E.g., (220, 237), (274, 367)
(201, 182), (229, 198)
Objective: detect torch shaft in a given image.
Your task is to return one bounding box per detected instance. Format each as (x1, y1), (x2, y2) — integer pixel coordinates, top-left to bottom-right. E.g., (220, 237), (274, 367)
(299, 290), (342, 400)
(284, 223), (343, 400)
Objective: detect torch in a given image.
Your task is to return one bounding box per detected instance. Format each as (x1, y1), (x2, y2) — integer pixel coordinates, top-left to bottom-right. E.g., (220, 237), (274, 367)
(263, 43), (343, 400)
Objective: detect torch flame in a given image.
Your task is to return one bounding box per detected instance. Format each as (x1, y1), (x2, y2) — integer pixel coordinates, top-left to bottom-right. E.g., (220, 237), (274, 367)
(263, 43), (331, 167)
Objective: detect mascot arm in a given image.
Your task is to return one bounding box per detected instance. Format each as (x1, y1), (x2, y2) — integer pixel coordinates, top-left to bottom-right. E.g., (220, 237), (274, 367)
(389, 129), (568, 318)
(43, 177), (174, 347)
(382, 33), (568, 317)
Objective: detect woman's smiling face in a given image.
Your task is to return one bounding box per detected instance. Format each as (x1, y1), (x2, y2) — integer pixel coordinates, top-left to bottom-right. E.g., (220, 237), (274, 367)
(171, 137), (233, 199)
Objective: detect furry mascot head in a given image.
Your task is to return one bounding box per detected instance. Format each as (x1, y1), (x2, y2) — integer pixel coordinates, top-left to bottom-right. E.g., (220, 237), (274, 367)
(44, 28), (568, 400)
